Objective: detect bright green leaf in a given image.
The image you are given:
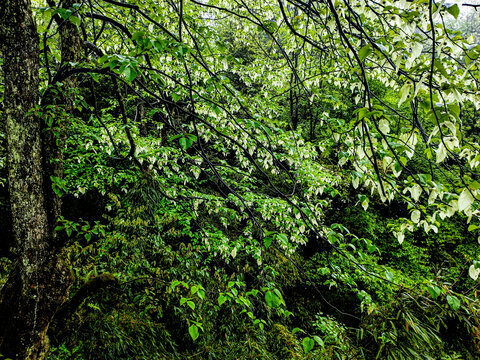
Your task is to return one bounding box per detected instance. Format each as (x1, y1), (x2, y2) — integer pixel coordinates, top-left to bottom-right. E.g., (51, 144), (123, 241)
(445, 3), (460, 19)
(428, 285), (441, 299)
(189, 325), (199, 341)
(264, 237), (272, 249)
(265, 290), (281, 308)
(313, 335), (324, 347)
(277, 233), (288, 246)
(447, 295), (460, 311)
(123, 66), (137, 82)
(302, 337), (315, 353)
(358, 44), (372, 62)
(69, 15), (81, 26)
(218, 294), (227, 306)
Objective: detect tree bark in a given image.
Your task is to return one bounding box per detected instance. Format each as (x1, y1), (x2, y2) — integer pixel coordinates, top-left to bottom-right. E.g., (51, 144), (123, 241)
(0, 1), (73, 358)
(43, 0), (83, 234)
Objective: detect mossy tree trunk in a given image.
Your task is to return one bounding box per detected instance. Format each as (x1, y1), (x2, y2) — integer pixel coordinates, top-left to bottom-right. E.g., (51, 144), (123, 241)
(43, 0), (83, 230)
(0, 0), (73, 358)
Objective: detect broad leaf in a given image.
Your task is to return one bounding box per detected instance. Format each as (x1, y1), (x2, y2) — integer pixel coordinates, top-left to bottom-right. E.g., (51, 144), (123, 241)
(358, 44), (372, 62)
(265, 290), (281, 308)
(302, 337), (314, 353)
(446, 295), (460, 311)
(427, 285), (441, 299)
(189, 325), (199, 341)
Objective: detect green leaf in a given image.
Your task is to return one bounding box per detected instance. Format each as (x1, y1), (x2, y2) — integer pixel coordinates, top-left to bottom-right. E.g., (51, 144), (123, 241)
(90, 72), (99, 83)
(434, 59), (449, 78)
(218, 294), (227, 306)
(179, 136), (195, 150)
(468, 224), (478, 231)
(187, 300), (195, 310)
(358, 107), (369, 120)
(98, 55), (109, 64)
(69, 15), (81, 26)
(469, 181), (480, 190)
(313, 335), (324, 347)
(212, 104), (222, 116)
(292, 327), (303, 334)
(108, 59), (119, 70)
(263, 21), (278, 34)
(273, 288), (284, 304)
(446, 295), (460, 311)
(179, 137), (188, 150)
(358, 44), (372, 62)
(265, 290), (281, 308)
(385, 270), (394, 282)
(445, 3), (460, 19)
(466, 49), (479, 65)
(168, 134), (183, 142)
(57, 8), (72, 19)
(277, 233), (288, 246)
(448, 103), (461, 120)
(189, 325), (199, 341)
(427, 285), (441, 299)
(215, 40), (226, 52)
(132, 30), (145, 41)
(177, 44), (189, 57)
(171, 91), (181, 102)
(264, 236), (272, 249)
(302, 337), (315, 353)
(123, 66), (137, 82)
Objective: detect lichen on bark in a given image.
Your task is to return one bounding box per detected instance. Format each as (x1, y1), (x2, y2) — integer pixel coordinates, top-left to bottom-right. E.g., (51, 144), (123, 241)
(0, 0), (74, 358)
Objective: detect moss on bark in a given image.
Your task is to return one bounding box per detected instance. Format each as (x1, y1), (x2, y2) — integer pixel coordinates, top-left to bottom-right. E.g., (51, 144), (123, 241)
(0, 0), (75, 358)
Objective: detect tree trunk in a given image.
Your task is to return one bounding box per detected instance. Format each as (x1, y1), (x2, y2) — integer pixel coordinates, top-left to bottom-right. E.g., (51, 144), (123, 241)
(0, 1), (73, 358)
(43, 0), (83, 232)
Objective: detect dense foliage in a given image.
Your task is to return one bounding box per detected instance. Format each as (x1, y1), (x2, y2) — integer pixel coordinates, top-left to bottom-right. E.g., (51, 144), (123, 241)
(1, 0), (480, 358)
